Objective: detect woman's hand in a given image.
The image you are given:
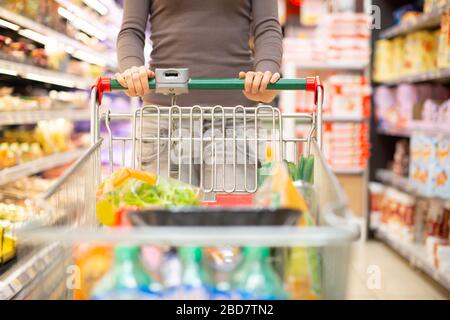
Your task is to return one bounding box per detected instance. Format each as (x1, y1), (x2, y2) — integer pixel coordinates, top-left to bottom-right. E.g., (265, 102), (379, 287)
(115, 66), (155, 97)
(239, 71), (281, 104)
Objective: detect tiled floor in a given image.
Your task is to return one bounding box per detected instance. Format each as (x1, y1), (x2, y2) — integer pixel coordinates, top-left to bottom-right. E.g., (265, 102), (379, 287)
(346, 241), (450, 300)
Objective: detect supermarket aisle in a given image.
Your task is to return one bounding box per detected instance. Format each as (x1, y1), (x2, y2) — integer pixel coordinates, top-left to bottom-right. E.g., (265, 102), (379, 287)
(346, 241), (450, 300)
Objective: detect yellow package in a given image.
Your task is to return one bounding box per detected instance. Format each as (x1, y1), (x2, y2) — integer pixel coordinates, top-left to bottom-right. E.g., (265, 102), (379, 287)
(438, 10), (450, 68)
(254, 162), (309, 214)
(373, 40), (394, 82)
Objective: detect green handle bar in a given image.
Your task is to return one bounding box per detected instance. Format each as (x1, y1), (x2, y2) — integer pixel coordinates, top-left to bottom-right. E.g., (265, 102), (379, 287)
(109, 78), (308, 90)
(93, 76), (322, 104)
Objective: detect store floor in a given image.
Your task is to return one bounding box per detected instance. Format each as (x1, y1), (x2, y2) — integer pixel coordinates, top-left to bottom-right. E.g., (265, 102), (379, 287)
(346, 241), (449, 300)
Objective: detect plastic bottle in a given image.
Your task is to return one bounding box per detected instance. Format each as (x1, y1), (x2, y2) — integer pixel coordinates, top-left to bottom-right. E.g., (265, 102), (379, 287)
(91, 245), (162, 300)
(257, 146), (274, 187)
(160, 249), (182, 299)
(178, 246), (210, 299)
(231, 247), (289, 300)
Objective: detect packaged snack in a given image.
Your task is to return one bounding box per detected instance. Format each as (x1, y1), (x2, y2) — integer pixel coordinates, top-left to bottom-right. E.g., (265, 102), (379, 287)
(96, 168), (202, 226)
(73, 244), (113, 300)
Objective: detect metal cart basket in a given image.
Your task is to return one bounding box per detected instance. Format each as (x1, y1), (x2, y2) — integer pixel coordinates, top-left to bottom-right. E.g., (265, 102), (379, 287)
(8, 69), (360, 300)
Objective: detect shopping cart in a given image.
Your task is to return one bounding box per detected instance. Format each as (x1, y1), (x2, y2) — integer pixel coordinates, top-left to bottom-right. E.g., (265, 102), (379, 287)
(9, 69), (360, 300)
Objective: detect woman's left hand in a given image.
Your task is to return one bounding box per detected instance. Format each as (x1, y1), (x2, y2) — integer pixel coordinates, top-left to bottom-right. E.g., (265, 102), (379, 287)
(239, 71), (280, 104)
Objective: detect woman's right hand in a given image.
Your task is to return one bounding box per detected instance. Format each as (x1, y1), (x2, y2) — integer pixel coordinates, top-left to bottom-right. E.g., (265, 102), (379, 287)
(115, 66), (155, 97)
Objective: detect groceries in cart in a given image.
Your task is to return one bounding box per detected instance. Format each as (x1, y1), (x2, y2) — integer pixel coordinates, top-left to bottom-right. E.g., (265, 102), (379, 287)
(76, 244), (298, 300)
(83, 159), (322, 300)
(95, 168), (202, 226)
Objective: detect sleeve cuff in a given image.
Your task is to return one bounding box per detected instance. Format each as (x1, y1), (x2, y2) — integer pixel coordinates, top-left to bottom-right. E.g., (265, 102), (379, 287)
(119, 56), (145, 72)
(254, 60), (280, 74)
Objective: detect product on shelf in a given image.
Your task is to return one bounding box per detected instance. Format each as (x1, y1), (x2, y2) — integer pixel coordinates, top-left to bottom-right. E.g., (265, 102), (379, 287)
(438, 9), (450, 68)
(0, 119), (77, 169)
(392, 139), (410, 177)
(379, 187), (416, 242)
(283, 12), (370, 65)
(374, 84), (450, 133)
(0, 88), (89, 112)
(321, 122), (370, 170)
(369, 182), (385, 227)
(374, 29), (441, 82)
(0, 220), (16, 265)
(409, 133), (450, 199)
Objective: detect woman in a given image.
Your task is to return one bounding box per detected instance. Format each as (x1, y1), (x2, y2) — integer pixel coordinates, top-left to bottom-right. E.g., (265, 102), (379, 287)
(115, 0), (283, 191)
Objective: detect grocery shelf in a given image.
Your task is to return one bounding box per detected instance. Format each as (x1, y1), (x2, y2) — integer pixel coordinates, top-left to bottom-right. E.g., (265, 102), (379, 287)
(285, 60), (369, 71)
(377, 125), (450, 138)
(0, 109), (90, 126)
(323, 115), (370, 123)
(377, 126), (411, 138)
(375, 226), (450, 292)
(0, 244), (65, 300)
(333, 168), (366, 175)
(55, 0), (119, 43)
(0, 148), (86, 186)
(0, 59), (91, 89)
(295, 115), (369, 124)
(376, 169), (448, 202)
(377, 68), (450, 86)
(0, 7), (116, 68)
(380, 5), (449, 39)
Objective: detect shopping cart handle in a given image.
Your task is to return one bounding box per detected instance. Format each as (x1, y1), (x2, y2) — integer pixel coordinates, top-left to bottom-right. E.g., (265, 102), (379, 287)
(92, 76), (323, 105)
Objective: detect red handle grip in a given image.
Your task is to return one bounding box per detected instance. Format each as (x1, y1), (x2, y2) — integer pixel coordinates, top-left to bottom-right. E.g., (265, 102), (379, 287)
(305, 76), (324, 105)
(92, 77), (111, 105)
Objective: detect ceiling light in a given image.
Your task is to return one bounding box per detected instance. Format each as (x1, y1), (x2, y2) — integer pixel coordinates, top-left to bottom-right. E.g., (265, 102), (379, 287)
(0, 18), (20, 31)
(82, 0), (108, 16)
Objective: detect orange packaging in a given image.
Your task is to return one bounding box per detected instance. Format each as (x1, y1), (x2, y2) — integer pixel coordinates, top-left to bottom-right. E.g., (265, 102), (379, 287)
(73, 244), (113, 300)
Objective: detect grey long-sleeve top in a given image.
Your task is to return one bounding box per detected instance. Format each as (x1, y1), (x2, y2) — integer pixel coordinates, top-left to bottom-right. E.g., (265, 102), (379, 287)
(117, 0), (283, 107)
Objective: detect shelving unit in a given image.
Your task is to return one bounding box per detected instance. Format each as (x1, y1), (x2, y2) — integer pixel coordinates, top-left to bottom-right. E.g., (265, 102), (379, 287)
(370, 1), (450, 291)
(375, 169), (449, 202)
(0, 109), (90, 126)
(323, 116), (370, 123)
(0, 148), (86, 186)
(375, 226), (450, 292)
(0, 244), (67, 300)
(283, 60), (369, 71)
(380, 4), (449, 39)
(377, 68), (450, 86)
(377, 124), (450, 138)
(0, 7), (116, 68)
(0, 59), (91, 89)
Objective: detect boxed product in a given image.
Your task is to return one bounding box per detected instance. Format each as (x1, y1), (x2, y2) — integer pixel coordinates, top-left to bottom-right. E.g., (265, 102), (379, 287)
(409, 134), (438, 197)
(438, 10), (450, 68)
(373, 39), (394, 82)
(404, 31), (439, 75)
(433, 137), (450, 199)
